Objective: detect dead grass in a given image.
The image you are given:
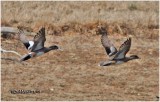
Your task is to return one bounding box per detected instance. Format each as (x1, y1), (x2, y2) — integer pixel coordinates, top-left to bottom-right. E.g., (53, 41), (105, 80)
(1, 1), (159, 101)
(1, 1), (159, 27)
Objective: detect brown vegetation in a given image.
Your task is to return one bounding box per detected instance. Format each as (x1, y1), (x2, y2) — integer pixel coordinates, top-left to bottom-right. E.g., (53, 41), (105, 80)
(1, 1), (159, 101)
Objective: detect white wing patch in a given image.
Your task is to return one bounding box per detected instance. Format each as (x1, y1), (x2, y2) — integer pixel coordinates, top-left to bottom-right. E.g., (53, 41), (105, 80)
(109, 46), (117, 56)
(28, 41), (34, 50)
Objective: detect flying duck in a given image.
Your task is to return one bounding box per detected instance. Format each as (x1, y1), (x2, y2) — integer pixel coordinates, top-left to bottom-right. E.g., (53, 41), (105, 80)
(18, 27), (60, 61)
(98, 27), (139, 66)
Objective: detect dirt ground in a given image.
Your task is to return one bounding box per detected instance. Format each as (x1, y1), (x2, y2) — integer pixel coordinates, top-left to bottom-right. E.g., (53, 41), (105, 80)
(1, 1), (159, 101)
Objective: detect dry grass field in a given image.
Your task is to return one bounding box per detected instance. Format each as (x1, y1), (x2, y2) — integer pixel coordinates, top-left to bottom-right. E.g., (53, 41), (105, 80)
(1, 1), (159, 101)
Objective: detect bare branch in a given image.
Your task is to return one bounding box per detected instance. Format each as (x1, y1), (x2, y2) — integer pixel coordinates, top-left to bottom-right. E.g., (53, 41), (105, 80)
(1, 27), (19, 34)
(1, 48), (21, 57)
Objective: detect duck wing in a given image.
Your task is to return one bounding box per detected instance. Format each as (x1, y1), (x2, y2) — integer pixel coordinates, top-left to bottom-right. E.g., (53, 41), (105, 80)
(18, 30), (34, 50)
(112, 37), (131, 60)
(20, 53), (32, 61)
(99, 27), (117, 57)
(31, 27), (46, 52)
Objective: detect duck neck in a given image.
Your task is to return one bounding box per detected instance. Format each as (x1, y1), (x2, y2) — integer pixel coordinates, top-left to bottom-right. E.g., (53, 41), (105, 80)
(45, 48), (52, 52)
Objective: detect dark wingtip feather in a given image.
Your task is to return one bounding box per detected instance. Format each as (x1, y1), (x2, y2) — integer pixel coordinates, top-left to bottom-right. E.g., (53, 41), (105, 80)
(35, 27), (45, 38)
(125, 37), (131, 44)
(41, 27), (45, 30)
(128, 37), (131, 42)
(128, 37), (131, 44)
(98, 26), (108, 35)
(119, 37), (131, 50)
(40, 27), (45, 32)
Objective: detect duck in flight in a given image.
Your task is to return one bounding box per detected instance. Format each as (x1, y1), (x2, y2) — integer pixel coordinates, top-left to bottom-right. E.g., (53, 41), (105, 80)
(18, 27), (60, 61)
(98, 27), (139, 66)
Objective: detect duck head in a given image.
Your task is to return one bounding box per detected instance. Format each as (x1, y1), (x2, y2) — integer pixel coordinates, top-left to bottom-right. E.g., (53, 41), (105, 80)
(130, 55), (140, 59)
(49, 45), (60, 50)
